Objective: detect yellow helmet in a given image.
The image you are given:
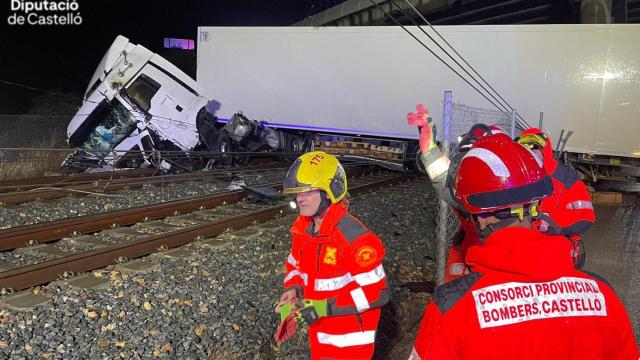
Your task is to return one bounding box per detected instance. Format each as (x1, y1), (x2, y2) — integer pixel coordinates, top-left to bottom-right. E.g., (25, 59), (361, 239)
(283, 151), (347, 203)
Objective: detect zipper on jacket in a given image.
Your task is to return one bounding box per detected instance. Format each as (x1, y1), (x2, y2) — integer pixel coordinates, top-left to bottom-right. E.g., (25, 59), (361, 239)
(316, 244), (322, 272)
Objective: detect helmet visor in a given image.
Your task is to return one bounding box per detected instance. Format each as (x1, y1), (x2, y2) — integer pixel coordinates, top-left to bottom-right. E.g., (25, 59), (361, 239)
(282, 159), (314, 194)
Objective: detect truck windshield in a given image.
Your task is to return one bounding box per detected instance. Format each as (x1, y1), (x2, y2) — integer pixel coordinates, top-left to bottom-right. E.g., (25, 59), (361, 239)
(79, 100), (138, 157)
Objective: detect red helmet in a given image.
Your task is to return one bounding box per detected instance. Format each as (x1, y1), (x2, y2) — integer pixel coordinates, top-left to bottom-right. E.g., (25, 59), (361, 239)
(454, 134), (553, 214)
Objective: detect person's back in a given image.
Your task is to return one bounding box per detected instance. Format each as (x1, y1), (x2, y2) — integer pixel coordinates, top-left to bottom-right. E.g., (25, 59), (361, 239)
(412, 226), (637, 359)
(410, 134), (638, 360)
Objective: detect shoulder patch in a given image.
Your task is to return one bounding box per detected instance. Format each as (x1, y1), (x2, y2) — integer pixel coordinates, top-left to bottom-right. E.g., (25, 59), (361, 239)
(433, 272), (482, 313)
(337, 214), (369, 243)
(582, 270), (615, 294)
(552, 163), (580, 189)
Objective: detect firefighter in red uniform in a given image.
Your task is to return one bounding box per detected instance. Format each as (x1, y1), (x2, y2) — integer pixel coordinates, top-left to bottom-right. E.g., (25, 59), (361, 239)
(275, 151), (390, 360)
(407, 104), (508, 282)
(409, 135), (638, 360)
(517, 128), (595, 268)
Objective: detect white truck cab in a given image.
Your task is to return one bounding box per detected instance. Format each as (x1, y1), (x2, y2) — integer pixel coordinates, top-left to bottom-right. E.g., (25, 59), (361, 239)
(64, 35), (209, 171)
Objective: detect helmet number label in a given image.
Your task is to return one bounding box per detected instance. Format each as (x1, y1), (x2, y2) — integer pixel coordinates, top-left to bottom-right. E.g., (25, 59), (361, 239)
(309, 154), (325, 166)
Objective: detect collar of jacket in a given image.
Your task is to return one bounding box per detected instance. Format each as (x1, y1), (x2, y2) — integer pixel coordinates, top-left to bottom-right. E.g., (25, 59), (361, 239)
(291, 202), (349, 242)
(465, 226), (574, 282)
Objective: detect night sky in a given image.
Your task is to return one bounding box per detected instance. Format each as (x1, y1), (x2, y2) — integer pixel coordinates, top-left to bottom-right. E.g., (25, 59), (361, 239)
(0, 0), (317, 114)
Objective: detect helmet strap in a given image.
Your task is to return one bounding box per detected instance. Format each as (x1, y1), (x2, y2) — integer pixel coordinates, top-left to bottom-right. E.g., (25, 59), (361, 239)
(477, 217), (520, 242)
(313, 192), (332, 218)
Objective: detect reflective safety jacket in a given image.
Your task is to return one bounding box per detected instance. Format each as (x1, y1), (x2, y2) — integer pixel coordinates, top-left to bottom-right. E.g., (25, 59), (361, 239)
(410, 227), (638, 360)
(284, 202), (389, 360)
(534, 131), (595, 237)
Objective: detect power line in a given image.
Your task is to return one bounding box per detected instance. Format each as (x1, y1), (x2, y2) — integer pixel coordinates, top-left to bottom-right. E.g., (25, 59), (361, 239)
(387, 0), (514, 117)
(0, 79), (81, 98)
(367, 0), (527, 129)
(399, 0), (531, 128)
(0, 78), (200, 129)
(388, 0), (528, 130)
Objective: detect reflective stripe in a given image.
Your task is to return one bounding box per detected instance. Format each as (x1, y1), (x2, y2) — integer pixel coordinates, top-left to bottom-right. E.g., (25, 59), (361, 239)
(350, 287), (370, 312)
(315, 272), (352, 292)
(567, 200), (594, 210)
(284, 270), (308, 286)
(353, 264), (386, 287)
(287, 253), (297, 267)
(426, 155), (450, 179)
(464, 148), (510, 177)
(448, 262), (467, 276)
(524, 147), (544, 168)
(314, 264), (386, 291)
(317, 330), (376, 348)
(408, 347), (423, 360)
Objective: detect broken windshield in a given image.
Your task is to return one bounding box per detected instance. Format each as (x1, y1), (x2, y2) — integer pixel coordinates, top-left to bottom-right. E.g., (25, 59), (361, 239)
(79, 100), (138, 158)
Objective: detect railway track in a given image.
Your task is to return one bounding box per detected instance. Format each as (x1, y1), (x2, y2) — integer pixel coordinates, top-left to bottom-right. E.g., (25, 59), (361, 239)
(0, 170), (412, 291)
(0, 163), (291, 206)
(0, 168), (155, 193)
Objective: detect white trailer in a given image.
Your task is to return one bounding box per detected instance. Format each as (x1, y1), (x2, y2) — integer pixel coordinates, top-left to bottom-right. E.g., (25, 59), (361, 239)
(197, 25), (640, 184)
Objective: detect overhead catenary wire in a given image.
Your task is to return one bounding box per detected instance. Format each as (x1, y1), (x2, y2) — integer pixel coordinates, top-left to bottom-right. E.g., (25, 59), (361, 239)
(0, 78), (200, 129)
(365, 0), (518, 128)
(386, 0), (513, 119)
(367, 0), (530, 129)
(399, 0), (531, 128)
(387, 0), (529, 130)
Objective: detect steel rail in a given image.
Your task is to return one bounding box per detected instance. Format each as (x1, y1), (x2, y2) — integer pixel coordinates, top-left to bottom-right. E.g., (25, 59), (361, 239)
(0, 173), (411, 290)
(0, 163), (291, 206)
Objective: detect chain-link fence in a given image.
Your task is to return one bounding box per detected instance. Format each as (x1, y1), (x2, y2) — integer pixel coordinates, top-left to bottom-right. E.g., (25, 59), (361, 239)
(0, 115), (74, 180)
(434, 92), (523, 284)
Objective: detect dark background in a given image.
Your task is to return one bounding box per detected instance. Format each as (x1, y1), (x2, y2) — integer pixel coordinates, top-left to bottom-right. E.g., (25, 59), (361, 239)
(0, 0), (316, 114)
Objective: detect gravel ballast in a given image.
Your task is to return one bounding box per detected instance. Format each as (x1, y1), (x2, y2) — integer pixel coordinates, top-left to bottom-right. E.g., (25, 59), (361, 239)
(0, 170), (287, 229)
(0, 176), (438, 359)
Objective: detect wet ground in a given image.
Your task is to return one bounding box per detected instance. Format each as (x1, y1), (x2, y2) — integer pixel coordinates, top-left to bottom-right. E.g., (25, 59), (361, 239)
(582, 195), (640, 343)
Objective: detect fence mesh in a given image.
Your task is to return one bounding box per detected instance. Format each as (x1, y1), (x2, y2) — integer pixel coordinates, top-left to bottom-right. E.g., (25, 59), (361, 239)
(0, 115), (74, 180)
(435, 96), (519, 284)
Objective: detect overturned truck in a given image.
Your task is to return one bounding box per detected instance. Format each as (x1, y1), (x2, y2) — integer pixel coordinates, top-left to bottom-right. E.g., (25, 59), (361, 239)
(63, 36), (315, 172)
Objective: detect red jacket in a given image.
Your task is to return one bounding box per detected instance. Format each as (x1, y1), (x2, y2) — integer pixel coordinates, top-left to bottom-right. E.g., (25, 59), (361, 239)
(411, 226), (638, 360)
(529, 129), (595, 236)
(284, 202), (389, 359)
(444, 210), (479, 282)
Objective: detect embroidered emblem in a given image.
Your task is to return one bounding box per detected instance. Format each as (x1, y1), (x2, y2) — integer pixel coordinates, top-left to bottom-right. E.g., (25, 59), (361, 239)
(323, 247), (337, 265)
(356, 246), (377, 267)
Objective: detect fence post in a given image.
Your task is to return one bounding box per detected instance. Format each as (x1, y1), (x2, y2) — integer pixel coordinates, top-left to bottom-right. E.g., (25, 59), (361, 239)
(510, 108), (517, 138)
(539, 112), (544, 130)
(437, 91), (453, 285)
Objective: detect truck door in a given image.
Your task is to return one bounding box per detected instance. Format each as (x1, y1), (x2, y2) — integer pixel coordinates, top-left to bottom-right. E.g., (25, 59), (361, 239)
(123, 64), (197, 150)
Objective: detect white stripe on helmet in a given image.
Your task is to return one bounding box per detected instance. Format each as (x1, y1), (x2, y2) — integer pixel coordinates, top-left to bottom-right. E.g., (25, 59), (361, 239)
(463, 148), (510, 177)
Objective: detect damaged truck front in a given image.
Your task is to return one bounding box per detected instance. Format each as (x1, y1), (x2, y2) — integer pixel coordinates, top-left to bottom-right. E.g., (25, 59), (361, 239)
(64, 35), (212, 172)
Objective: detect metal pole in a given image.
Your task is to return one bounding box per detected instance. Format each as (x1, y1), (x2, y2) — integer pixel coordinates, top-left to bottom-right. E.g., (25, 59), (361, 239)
(510, 108), (517, 138)
(538, 112), (544, 130)
(437, 91), (453, 285)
